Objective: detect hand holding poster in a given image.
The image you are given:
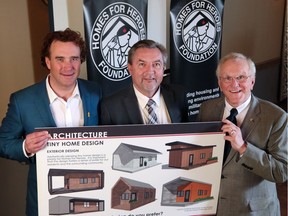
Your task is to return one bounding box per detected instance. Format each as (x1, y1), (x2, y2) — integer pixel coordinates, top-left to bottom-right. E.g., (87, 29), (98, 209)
(36, 122), (224, 216)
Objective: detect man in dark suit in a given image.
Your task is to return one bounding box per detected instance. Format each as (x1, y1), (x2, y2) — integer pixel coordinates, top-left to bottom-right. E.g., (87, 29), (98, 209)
(0, 28), (102, 216)
(100, 39), (188, 125)
(198, 52), (287, 215)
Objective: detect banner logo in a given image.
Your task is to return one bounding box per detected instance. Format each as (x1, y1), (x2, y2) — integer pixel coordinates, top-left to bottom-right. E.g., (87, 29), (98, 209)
(173, 0), (222, 63)
(90, 3), (146, 81)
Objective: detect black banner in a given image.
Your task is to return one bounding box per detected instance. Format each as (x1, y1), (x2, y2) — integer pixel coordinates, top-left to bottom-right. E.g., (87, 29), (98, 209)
(170, 0), (225, 120)
(83, 0), (148, 96)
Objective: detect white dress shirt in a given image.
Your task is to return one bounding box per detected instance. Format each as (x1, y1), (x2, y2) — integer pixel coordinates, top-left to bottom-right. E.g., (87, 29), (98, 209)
(46, 76), (84, 127)
(223, 95), (251, 127)
(23, 76), (84, 157)
(133, 86), (171, 124)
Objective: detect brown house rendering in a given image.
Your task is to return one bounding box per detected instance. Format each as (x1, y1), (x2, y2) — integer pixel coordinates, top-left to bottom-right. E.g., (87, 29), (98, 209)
(161, 177), (213, 206)
(48, 169), (104, 194)
(165, 141), (217, 169)
(111, 177), (156, 211)
(49, 196), (104, 215)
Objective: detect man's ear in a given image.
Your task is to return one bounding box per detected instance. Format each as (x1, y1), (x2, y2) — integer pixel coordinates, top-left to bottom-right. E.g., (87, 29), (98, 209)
(127, 63), (132, 75)
(45, 57), (51, 70)
(218, 79), (223, 92)
(251, 77), (256, 90)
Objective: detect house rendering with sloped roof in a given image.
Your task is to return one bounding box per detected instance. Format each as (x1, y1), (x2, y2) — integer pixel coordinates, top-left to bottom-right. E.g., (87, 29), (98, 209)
(166, 141), (217, 169)
(111, 177), (156, 210)
(112, 143), (162, 173)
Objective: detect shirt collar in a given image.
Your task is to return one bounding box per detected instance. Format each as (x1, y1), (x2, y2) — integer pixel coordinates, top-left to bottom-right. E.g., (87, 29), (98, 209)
(46, 75), (80, 103)
(225, 95), (251, 114)
(133, 85), (161, 109)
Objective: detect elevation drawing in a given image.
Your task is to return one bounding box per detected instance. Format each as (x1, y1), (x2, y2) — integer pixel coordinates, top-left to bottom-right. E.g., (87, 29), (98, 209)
(48, 169), (104, 194)
(161, 177), (213, 206)
(112, 143), (162, 173)
(49, 196), (104, 215)
(165, 141), (217, 169)
(111, 177), (156, 211)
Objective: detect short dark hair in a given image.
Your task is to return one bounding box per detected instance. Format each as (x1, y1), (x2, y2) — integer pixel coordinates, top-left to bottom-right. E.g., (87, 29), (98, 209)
(41, 28), (86, 68)
(128, 39), (167, 67)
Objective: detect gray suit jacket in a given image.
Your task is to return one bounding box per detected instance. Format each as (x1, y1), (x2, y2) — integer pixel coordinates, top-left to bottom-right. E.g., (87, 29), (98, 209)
(198, 94), (287, 216)
(0, 78), (102, 216)
(100, 83), (188, 125)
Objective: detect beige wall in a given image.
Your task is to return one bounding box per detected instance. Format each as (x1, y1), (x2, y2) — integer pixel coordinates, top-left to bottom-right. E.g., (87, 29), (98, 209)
(0, 0), (286, 215)
(0, 1), (33, 118)
(0, 1), (32, 214)
(221, 0), (285, 63)
(0, 1), (49, 214)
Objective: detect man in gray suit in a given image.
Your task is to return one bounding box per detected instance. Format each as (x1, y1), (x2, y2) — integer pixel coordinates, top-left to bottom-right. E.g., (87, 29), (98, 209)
(100, 39), (188, 125)
(198, 52), (287, 215)
(0, 28), (102, 216)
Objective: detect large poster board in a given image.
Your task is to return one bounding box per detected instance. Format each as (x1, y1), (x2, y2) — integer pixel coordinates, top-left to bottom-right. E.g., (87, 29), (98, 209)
(36, 122), (223, 216)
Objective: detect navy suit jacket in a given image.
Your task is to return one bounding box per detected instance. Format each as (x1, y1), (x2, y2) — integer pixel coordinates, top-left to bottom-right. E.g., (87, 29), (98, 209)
(198, 94), (287, 216)
(0, 78), (102, 216)
(99, 83), (188, 125)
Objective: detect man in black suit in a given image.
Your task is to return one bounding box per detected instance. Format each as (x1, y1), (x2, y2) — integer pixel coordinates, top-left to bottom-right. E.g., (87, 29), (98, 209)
(100, 39), (188, 125)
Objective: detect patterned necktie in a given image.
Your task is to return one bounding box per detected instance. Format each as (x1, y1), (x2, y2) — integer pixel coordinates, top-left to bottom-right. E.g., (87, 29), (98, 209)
(146, 99), (158, 124)
(223, 108), (238, 163)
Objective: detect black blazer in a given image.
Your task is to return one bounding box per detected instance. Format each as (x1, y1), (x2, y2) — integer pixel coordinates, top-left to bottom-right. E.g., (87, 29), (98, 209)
(100, 83), (188, 125)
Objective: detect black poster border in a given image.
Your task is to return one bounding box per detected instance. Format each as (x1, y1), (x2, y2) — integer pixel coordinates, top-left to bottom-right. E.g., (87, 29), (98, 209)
(36, 122), (222, 138)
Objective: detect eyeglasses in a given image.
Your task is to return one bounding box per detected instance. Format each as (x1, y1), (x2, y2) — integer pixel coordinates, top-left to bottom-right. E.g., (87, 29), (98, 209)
(219, 75), (252, 83)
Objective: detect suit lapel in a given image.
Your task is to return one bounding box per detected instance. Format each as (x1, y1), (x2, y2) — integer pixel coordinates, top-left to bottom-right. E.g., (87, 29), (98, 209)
(212, 99), (225, 120)
(240, 95), (260, 140)
(78, 80), (90, 126)
(212, 99), (235, 166)
(123, 86), (144, 124)
(161, 87), (176, 122)
(225, 95), (260, 165)
(34, 80), (56, 127)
